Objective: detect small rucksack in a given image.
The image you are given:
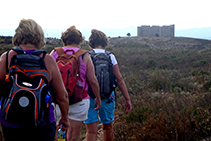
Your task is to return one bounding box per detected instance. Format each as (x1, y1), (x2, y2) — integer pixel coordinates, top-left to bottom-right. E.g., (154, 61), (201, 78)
(88, 50), (117, 99)
(55, 47), (87, 105)
(1, 46), (50, 127)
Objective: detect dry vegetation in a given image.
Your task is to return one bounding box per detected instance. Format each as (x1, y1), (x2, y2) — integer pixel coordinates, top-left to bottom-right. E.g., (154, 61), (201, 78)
(1, 36), (211, 141)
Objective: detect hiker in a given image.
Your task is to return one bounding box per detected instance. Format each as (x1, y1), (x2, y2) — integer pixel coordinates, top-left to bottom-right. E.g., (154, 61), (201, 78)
(50, 26), (101, 141)
(84, 29), (132, 141)
(0, 19), (69, 141)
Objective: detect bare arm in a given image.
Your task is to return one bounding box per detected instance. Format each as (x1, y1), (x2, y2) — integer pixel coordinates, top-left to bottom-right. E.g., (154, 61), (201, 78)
(0, 52), (8, 89)
(113, 64), (132, 113)
(83, 53), (101, 110)
(45, 54), (70, 129)
(0, 52), (7, 81)
(0, 50), (15, 86)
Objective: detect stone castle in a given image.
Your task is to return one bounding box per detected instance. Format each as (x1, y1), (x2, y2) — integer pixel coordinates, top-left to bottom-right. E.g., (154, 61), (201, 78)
(137, 24), (174, 37)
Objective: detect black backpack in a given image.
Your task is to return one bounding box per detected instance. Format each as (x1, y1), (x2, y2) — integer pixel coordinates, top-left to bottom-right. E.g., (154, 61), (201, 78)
(1, 46), (50, 127)
(88, 50), (117, 99)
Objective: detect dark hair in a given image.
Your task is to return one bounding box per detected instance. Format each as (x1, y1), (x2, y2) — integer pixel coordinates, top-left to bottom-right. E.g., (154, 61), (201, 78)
(88, 29), (109, 49)
(61, 26), (84, 46)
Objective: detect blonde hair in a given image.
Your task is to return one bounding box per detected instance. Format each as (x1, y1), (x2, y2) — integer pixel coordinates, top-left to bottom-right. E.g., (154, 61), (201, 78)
(61, 26), (84, 46)
(88, 29), (109, 49)
(12, 19), (45, 49)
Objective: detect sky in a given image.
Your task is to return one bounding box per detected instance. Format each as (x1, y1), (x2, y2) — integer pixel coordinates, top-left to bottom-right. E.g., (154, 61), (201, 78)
(0, 0), (210, 37)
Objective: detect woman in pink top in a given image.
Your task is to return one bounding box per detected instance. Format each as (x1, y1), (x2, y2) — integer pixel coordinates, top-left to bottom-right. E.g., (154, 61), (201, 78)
(50, 26), (101, 141)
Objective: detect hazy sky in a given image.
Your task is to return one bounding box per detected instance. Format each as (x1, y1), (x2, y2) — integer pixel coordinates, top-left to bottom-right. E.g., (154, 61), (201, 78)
(0, 0), (210, 31)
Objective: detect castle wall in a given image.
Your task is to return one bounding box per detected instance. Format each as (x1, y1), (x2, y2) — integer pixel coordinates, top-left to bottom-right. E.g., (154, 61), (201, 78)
(137, 25), (174, 37)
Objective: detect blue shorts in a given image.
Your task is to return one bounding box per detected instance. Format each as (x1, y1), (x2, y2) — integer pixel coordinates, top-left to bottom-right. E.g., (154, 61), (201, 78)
(84, 92), (115, 124)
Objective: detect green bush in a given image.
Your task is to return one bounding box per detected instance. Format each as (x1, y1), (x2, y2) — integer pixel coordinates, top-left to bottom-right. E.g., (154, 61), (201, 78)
(126, 106), (150, 123)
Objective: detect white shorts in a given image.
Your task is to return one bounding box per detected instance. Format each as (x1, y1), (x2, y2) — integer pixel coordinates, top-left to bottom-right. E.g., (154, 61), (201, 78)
(54, 99), (90, 124)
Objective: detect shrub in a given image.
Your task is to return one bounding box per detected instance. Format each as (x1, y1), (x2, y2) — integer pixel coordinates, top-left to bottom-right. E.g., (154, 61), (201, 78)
(2, 37), (211, 140)
(194, 60), (210, 67)
(126, 106), (150, 123)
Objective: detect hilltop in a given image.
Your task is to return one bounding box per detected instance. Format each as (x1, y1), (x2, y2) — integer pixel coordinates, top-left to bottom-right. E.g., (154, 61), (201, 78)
(1, 36), (211, 51)
(1, 26), (211, 40)
(109, 36), (211, 49)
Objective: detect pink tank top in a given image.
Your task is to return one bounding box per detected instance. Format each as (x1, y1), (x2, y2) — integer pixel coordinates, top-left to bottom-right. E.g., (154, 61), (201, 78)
(52, 47), (89, 99)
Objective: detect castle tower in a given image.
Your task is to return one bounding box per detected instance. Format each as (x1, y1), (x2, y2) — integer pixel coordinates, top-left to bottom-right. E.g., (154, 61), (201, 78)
(137, 24), (174, 37)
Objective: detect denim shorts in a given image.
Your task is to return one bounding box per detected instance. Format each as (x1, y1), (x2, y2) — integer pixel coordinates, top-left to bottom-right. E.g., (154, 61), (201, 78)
(84, 91), (115, 124)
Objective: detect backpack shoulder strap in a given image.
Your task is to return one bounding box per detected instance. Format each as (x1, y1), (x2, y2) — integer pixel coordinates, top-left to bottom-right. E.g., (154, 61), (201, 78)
(32, 49), (47, 59)
(105, 51), (112, 61)
(12, 46), (24, 54)
(74, 49), (87, 58)
(88, 50), (94, 54)
(55, 47), (64, 56)
(105, 50), (111, 55)
(88, 50), (98, 61)
(82, 52), (86, 59)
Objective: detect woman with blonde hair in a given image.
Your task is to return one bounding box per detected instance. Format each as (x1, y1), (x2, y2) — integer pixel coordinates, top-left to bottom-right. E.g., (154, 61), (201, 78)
(84, 29), (132, 141)
(0, 19), (69, 141)
(50, 26), (101, 141)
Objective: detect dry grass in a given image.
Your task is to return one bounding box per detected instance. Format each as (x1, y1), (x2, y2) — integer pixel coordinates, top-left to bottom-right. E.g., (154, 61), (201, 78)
(109, 38), (211, 141)
(1, 36), (211, 141)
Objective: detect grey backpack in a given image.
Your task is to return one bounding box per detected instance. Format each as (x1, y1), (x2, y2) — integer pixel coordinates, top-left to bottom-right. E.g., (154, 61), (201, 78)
(88, 50), (117, 99)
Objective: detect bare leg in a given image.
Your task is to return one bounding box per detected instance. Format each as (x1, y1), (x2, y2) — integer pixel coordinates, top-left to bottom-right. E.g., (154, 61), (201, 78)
(85, 122), (98, 141)
(66, 119), (83, 141)
(102, 122), (113, 141)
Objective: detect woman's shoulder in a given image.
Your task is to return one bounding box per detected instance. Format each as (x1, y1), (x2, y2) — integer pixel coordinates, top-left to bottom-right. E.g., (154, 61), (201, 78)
(43, 54), (58, 80)
(44, 54), (57, 67)
(43, 54), (57, 70)
(82, 52), (91, 65)
(45, 53), (55, 60)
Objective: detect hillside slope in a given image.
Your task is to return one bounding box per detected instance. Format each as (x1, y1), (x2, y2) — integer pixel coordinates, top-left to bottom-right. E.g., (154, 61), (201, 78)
(1, 36), (211, 50)
(109, 36), (211, 49)
(1, 36), (211, 140)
